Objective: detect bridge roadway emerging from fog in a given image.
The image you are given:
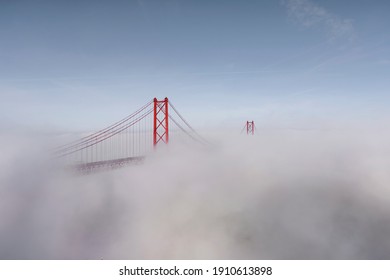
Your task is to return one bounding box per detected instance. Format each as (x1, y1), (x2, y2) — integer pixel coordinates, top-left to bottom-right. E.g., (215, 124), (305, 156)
(55, 98), (208, 173)
(70, 156), (145, 174)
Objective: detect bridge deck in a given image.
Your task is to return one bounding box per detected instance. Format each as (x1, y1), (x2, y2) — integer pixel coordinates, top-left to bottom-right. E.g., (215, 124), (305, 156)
(70, 156), (145, 174)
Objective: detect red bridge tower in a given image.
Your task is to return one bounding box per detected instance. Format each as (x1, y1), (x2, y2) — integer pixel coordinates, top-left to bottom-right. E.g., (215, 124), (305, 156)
(246, 121), (255, 135)
(153, 97), (169, 146)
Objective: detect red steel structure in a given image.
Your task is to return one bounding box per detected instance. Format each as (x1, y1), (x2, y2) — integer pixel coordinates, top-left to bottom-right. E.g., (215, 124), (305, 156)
(246, 121), (255, 135)
(54, 97), (206, 173)
(153, 97), (169, 146)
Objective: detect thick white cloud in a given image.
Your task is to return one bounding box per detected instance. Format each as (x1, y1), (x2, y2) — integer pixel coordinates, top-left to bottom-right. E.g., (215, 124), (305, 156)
(1, 129), (390, 259)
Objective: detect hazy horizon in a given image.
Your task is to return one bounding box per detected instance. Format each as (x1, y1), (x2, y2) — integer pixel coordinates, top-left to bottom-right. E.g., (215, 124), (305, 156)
(1, 0), (390, 132)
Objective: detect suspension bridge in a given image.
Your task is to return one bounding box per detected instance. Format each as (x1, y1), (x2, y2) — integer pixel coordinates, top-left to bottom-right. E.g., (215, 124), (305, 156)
(54, 98), (208, 173)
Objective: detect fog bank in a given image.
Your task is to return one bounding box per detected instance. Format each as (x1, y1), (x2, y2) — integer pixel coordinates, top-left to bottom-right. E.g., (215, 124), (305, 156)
(1, 130), (390, 259)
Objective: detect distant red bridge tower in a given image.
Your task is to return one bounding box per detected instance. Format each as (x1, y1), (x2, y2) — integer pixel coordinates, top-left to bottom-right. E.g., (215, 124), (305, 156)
(246, 121), (255, 135)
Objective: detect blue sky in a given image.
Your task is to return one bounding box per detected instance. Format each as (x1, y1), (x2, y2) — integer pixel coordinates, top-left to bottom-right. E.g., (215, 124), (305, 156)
(1, 0), (389, 131)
